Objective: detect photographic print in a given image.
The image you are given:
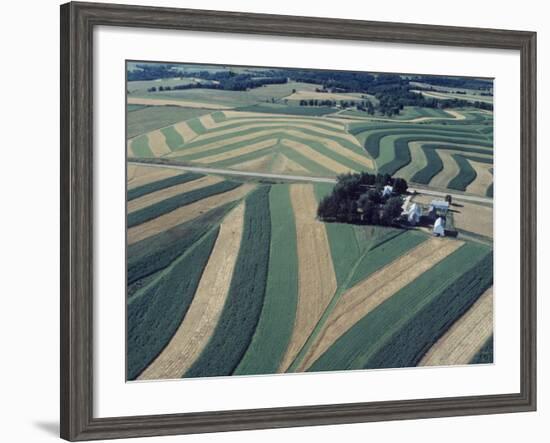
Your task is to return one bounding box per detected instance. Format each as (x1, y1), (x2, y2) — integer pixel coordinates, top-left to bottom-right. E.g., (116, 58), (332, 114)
(126, 61), (494, 382)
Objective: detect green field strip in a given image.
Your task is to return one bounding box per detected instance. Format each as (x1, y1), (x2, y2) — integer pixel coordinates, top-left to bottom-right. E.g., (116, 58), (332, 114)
(234, 185), (299, 375)
(236, 103), (338, 116)
(127, 202), (237, 285)
(186, 117), (207, 135)
(282, 134), (373, 173)
(308, 242), (492, 372)
(127, 106), (211, 138)
(127, 227), (219, 380)
(470, 335), (494, 364)
(486, 183), (494, 198)
(364, 129), (491, 159)
(212, 146), (278, 169)
(127, 180), (242, 228)
(210, 111), (227, 123)
(127, 172), (203, 201)
(277, 145), (336, 176)
(447, 154), (478, 191)
(346, 230), (429, 289)
(178, 124), (363, 156)
(348, 121), (489, 137)
(185, 186), (272, 378)
(130, 135), (154, 158)
(193, 118), (349, 138)
(160, 126), (184, 150)
(127, 104), (147, 112)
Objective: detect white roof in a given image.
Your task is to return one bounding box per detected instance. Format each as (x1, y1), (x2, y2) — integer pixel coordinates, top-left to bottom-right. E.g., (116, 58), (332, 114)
(433, 217), (446, 235)
(431, 200), (449, 209)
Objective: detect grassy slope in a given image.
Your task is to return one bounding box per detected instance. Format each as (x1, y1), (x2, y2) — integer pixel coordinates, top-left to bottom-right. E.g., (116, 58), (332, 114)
(185, 186), (272, 378)
(309, 242), (492, 372)
(127, 228), (219, 380)
(234, 185), (299, 375)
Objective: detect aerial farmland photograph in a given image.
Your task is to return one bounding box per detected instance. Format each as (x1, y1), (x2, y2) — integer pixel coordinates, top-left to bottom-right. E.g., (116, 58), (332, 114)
(126, 61), (494, 381)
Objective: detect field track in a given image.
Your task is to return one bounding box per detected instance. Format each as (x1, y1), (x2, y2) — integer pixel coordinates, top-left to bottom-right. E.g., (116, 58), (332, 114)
(127, 184), (255, 245)
(137, 203), (246, 380)
(297, 238), (464, 371)
(127, 175), (223, 213)
(278, 184), (337, 372)
(419, 287), (493, 366)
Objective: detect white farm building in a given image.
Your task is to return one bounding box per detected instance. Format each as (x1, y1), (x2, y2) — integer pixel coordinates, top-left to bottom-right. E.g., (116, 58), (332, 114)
(407, 203), (422, 225)
(433, 217), (446, 236)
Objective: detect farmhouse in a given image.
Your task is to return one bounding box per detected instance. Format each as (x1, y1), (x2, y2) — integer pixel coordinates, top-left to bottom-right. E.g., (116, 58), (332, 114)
(407, 203), (422, 225)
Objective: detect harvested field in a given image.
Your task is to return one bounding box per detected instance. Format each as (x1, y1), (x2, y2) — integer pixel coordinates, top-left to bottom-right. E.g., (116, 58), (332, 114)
(429, 150), (461, 188)
(466, 160), (494, 195)
(221, 111), (345, 130)
(127, 184), (255, 245)
(280, 139), (354, 174)
(195, 138), (278, 164)
(271, 153), (309, 174)
(229, 153), (274, 172)
(452, 201), (493, 238)
(278, 184), (337, 372)
(198, 113), (218, 129)
(296, 238), (463, 371)
(173, 120), (198, 143)
(147, 130), (171, 156)
(138, 203), (246, 380)
(127, 165), (181, 190)
(127, 172), (202, 201)
(127, 96), (233, 109)
(419, 287), (493, 366)
(128, 175), (224, 213)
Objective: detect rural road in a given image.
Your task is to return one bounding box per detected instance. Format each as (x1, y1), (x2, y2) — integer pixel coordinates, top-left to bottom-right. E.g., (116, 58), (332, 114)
(129, 161), (493, 205)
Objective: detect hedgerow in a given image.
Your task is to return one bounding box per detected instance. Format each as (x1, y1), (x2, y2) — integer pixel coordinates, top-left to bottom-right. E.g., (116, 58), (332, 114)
(127, 180), (242, 227)
(127, 172), (203, 201)
(127, 228), (219, 380)
(185, 186), (272, 378)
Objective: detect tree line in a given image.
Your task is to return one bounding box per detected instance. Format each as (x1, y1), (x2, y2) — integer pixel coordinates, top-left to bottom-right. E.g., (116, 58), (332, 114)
(317, 172), (408, 226)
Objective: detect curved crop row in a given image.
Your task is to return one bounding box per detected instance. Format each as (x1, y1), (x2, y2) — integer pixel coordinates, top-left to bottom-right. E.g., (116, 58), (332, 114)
(234, 185), (299, 375)
(127, 202), (237, 285)
(127, 172), (202, 201)
(447, 154), (477, 191)
(127, 228), (219, 380)
(127, 180), (242, 228)
(308, 242), (492, 372)
(185, 186), (272, 378)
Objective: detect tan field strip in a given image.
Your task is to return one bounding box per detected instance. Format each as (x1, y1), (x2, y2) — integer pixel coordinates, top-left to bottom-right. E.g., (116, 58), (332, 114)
(198, 113), (218, 129)
(280, 139), (354, 174)
(127, 184), (255, 245)
(127, 175), (224, 214)
(127, 166), (182, 190)
(271, 153), (310, 174)
(173, 121), (198, 143)
(192, 138), (278, 164)
(191, 121), (360, 146)
(395, 141), (429, 180)
(127, 96), (232, 109)
(453, 202), (493, 238)
(285, 129), (374, 169)
(229, 153), (275, 172)
(444, 110), (467, 120)
(138, 203), (246, 380)
(429, 149), (461, 188)
(147, 130), (171, 156)
(221, 111), (345, 130)
(466, 160), (494, 196)
(278, 184), (338, 372)
(419, 287), (493, 367)
(296, 238), (464, 371)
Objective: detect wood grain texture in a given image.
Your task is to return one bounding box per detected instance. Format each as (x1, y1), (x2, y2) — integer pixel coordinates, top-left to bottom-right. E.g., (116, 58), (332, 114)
(60, 2), (536, 440)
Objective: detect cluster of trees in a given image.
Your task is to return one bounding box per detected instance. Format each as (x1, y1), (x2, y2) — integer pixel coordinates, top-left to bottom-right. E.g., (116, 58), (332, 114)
(147, 75), (287, 93)
(317, 172), (408, 226)
(411, 75), (493, 91)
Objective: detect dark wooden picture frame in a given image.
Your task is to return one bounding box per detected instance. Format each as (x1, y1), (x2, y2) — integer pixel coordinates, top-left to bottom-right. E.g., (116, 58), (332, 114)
(60, 1), (537, 440)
